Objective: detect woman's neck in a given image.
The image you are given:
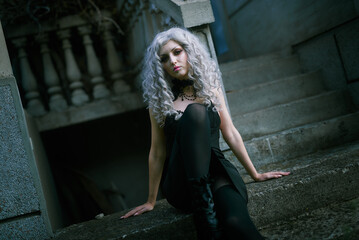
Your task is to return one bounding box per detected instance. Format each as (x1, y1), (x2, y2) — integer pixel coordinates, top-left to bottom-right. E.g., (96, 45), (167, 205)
(182, 85), (194, 94)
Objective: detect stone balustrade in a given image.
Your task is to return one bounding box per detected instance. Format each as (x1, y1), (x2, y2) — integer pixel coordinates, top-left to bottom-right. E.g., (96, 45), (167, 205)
(5, 12), (142, 131)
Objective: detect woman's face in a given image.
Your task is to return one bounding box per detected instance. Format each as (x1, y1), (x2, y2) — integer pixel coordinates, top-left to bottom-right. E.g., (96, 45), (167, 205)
(159, 40), (190, 80)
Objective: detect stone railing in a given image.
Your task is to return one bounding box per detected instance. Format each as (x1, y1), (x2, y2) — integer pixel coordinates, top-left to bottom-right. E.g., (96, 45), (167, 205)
(5, 12), (143, 131)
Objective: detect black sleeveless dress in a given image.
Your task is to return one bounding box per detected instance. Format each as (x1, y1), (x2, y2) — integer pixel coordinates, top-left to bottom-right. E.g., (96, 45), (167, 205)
(160, 103), (248, 210)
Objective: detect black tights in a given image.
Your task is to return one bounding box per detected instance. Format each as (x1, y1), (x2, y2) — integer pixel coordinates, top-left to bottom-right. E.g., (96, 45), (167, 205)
(162, 104), (263, 240)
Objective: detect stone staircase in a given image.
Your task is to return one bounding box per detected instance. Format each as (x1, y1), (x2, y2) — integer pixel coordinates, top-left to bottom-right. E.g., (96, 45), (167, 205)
(220, 52), (359, 239)
(53, 52), (359, 240)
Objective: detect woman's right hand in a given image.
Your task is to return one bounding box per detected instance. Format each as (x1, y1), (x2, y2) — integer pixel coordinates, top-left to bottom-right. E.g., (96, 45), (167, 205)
(120, 202), (155, 219)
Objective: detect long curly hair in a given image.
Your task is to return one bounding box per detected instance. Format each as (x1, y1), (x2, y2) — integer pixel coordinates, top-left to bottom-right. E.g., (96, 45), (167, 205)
(142, 27), (222, 126)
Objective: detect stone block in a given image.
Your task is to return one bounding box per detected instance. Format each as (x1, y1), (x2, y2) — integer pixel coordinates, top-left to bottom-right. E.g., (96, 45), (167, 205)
(0, 78), (40, 220)
(0, 215), (49, 240)
(152, 0), (214, 28)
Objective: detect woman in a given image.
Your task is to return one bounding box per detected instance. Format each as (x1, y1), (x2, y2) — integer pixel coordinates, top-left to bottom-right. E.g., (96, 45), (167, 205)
(121, 27), (290, 240)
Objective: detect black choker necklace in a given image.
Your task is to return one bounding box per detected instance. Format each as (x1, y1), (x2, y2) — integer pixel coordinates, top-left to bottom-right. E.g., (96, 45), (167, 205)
(171, 79), (195, 101)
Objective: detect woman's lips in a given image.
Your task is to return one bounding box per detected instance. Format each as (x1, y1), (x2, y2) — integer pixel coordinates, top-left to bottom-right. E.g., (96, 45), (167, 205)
(173, 66), (181, 72)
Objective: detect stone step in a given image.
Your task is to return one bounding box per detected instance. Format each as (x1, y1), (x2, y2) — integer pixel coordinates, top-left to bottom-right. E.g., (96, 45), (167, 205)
(221, 55), (302, 91)
(219, 48), (292, 73)
(259, 197), (359, 239)
(52, 142), (359, 240)
(233, 90), (354, 140)
(246, 141), (359, 227)
(227, 71), (326, 115)
(222, 112), (359, 167)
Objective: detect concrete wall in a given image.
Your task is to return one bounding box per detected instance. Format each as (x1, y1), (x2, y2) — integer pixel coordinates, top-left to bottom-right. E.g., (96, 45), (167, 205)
(220, 0), (358, 58)
(0, 22), (53, 239)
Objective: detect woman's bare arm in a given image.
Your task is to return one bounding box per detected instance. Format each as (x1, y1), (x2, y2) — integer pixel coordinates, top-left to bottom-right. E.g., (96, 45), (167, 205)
(216, 90), (290, 181)
(121, 109), (166, 218)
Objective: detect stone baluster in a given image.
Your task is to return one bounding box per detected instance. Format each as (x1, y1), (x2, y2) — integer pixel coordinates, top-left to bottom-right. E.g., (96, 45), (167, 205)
(140, 0), (155, 46)
(37, 34), (68, 111)
(12, 37), (46, 116)
(102, 22), (130, 94)
(78, 25), (110, 99)
(57, 29), (89, 106)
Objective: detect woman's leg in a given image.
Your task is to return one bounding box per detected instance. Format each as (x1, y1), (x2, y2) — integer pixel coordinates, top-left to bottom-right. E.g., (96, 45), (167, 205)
(164, 104), (221, 239)
(178, 104), (212, 179)
(213, 185), (264, 240)
(162, 104), (212, 209)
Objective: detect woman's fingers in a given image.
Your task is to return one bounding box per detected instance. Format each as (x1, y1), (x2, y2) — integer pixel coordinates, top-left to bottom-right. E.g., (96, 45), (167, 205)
(256, 171), (291, 181)
(120, 203), (154, 219)
(120, 208), (139, 219)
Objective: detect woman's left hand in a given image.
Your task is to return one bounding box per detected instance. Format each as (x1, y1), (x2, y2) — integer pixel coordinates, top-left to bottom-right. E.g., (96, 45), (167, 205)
(254, 171), (291, 182)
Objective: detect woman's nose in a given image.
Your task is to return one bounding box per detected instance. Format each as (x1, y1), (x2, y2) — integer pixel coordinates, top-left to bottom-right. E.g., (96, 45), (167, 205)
(169, 55), (177, 65)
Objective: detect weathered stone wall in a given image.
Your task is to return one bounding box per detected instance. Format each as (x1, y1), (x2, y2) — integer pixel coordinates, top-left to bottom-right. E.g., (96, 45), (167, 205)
(0, 22), (51, 239)
(294, 18), (359, 107)
(218, 0), (358, 58)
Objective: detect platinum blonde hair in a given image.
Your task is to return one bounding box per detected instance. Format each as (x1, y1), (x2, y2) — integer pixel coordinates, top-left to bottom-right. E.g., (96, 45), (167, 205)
(142, 27), (222, 126)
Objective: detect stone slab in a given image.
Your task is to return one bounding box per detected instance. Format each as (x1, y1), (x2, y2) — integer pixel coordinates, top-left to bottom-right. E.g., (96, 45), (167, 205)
(260, 197), (359, 240)
(0, 79), (40, 220)
(222, 56), (302, 91)
(0, 214), (49, 240)
(227, 71), (325, 115)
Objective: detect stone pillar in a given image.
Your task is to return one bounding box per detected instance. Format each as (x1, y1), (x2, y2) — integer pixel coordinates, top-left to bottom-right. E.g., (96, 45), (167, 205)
(0, 21), (51, 239)
(57, 29), (90, 106)
(37, 34), (68, 111)
(12, 37), (47, 116)
(78, 25), (110, 99)
(102, 22), (130, 94)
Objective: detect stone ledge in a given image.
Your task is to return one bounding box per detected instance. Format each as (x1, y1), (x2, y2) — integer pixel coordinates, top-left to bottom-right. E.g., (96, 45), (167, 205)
(53, 200), (195, 240)
(53, 142), (359, 240)
(35, 92), (145, 132)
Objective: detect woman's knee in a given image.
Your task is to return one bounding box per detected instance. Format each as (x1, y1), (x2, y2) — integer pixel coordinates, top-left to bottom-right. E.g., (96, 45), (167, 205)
(182, 104), (208, 126)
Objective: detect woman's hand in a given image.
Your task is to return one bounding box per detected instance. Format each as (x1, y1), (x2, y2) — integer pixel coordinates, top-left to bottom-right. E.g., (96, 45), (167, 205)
(253, 171), (291, 182)
(120, 202), (155, 219)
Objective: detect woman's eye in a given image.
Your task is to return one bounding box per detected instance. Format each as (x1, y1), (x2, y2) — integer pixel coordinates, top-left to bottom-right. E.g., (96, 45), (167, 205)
(174, 49), (182, 55)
